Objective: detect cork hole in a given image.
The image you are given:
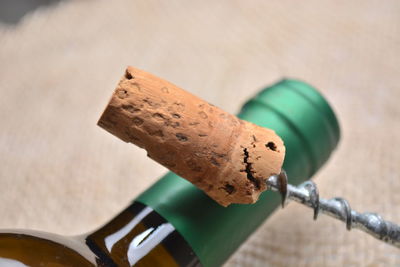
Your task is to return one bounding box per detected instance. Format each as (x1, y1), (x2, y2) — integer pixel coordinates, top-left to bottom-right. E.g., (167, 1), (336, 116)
(133, 117), (144, 126)
(122, 104), (140, 113)
(168, 121), (180, 128)
(172, 113), (181, 119)
(265, 142), (277, 151)
(117, 89), (128, 99)
(152, 113), (166, 120)
(176, 133), (188, 142)
(210, 157), (220, 166)
(222, 184), (236, 194)
(125, 70), (133, 80)
(198, 111), (208, 119)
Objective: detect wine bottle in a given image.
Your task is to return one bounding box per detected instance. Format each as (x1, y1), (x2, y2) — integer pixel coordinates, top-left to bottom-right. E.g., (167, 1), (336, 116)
(0, 79), (340, 267)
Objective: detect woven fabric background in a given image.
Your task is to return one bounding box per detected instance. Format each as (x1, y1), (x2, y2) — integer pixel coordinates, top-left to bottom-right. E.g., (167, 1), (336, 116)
(1, 1), (399, 266)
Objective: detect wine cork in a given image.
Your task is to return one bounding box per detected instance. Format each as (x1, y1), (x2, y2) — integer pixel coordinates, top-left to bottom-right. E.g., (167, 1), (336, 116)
(98, 67), (285, 206)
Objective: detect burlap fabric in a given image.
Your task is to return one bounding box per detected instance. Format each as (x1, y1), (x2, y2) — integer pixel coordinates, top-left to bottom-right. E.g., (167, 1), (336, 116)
(1, 1), (399, 266)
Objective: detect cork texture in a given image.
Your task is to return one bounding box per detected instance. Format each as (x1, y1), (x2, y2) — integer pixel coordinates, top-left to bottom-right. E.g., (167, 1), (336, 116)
(1, 1), (400, 265)
(98, 67), (285, 206)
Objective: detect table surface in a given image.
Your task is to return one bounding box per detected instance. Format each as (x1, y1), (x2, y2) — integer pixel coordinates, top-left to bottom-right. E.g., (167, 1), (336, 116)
(1, 1), (399, 266)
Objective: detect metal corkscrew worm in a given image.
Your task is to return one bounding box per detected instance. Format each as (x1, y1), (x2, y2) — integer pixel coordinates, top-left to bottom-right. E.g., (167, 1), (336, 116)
(266, 171), (400, 248)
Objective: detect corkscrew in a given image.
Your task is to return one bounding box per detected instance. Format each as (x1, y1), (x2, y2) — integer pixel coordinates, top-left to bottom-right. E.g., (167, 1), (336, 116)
(266, 171), (400, 248)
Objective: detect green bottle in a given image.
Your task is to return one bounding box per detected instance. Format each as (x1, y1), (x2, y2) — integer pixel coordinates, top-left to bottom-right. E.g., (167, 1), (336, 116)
(0, 79), (340, 267)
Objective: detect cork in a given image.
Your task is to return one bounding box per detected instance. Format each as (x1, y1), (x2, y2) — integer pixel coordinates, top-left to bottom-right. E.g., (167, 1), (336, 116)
(98, 67), (285, 206)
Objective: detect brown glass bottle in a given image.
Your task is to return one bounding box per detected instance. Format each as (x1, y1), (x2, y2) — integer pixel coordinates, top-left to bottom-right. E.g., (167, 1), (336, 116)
(0, 202), (200, 266)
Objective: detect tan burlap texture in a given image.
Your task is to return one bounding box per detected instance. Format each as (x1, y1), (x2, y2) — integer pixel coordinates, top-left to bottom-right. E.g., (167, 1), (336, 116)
(1, 1), (399, 266)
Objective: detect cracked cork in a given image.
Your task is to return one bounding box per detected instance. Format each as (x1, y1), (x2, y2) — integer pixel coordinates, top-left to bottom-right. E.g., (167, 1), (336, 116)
(98, 66), (285, 206)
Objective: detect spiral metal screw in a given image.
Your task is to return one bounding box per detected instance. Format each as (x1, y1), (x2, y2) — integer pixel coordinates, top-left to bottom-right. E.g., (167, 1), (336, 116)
(266, 171), (400, 248)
